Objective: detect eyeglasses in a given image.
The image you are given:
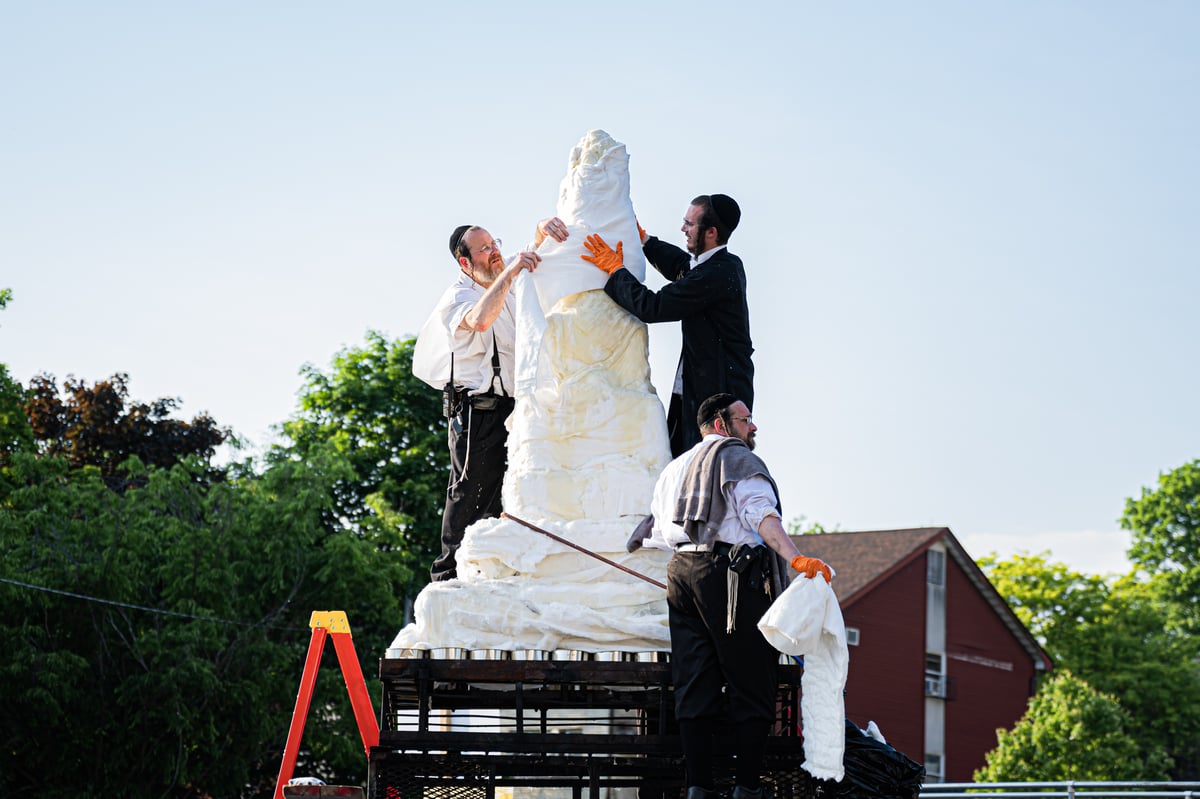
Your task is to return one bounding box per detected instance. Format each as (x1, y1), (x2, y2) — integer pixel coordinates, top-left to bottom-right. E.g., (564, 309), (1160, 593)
(729, 415), (753, 425)
(471, 238), (502, 256)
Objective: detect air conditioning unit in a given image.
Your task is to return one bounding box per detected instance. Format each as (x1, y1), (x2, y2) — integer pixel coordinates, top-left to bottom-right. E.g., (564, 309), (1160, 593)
(924, 676), (945, 698)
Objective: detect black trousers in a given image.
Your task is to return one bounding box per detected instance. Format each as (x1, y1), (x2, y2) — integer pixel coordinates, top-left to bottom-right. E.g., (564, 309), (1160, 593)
(431, 396), (514, 582)
(665, 391), (700, 458)
(667, 549), (779, 722)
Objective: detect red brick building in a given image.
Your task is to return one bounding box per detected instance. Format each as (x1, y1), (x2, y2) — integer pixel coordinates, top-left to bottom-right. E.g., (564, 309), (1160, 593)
(789, 527), (1052, 783)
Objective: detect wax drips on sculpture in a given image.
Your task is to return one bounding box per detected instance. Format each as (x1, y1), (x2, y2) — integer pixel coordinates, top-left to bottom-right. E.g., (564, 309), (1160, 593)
(388, 130), (671, 654)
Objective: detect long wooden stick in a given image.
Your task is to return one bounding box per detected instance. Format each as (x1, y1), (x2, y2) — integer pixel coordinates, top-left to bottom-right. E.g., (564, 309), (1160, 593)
(500, 512), (667, 590)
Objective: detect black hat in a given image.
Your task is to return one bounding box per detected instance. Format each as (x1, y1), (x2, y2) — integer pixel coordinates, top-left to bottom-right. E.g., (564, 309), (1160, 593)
(449, 225), (473, 258)
(709, 194), (741, 233)
(697, 392), (737, 428)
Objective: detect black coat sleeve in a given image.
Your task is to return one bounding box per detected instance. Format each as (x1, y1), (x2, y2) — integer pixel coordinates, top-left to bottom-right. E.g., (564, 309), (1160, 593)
(643, 236), (691, 282)
(604, 250), (737, 324)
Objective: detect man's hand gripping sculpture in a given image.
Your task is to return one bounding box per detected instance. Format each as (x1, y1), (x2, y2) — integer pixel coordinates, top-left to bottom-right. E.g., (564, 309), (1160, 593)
(581, 233), (625, 275)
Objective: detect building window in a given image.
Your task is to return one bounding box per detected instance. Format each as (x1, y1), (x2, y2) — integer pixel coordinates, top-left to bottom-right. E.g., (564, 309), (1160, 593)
(846, 627), (860, 646)
(925, 652), (946, 698)
(927, 549), (945, 586)
(924, 754), (944, 783)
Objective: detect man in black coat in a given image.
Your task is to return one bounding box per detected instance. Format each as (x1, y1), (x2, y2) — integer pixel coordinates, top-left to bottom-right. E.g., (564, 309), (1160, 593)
(582, 194), (754, 457)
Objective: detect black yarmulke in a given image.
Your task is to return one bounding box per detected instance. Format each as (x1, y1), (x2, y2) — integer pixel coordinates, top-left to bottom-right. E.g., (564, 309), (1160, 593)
(697, 392), (736, 427)
(449, 224), (473, 257)
(710, 194), (741, 233)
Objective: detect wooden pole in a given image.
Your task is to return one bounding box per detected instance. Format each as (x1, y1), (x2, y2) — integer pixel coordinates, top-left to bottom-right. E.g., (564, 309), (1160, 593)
(501, 512), (667, 590)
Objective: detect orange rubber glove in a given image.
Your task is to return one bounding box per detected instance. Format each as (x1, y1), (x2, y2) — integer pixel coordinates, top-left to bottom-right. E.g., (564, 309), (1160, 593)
(581, 234), (624, 275)
(637, 220), (647, 244)
(791, 555), (832, 583)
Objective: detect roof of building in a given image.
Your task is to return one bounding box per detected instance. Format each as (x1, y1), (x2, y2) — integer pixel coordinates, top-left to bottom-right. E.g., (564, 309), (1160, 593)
(789, 527), (1053, 671)
(790, 527), (945, 604)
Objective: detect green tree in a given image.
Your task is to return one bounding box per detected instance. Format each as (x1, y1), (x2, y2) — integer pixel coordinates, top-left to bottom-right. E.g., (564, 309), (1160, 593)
(0, 354), (417, 796)
(979, 553), (1111, 667)
(0, 292), (34, 463)
(1123, 459), (1200, 634)
(1121, 458), (1200, 776)
(0, 325), (506, 795)
(0, 445), (407, 797)
(273, 331), (446, 596)
(0, 364), (33, 462)
(974, 671), (1158, 782)
(786, 515), (838, 535)
(981, 552), (1200, 777)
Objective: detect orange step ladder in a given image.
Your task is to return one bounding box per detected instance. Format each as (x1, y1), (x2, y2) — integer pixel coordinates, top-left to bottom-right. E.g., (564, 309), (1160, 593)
(273, 611), (380, 799)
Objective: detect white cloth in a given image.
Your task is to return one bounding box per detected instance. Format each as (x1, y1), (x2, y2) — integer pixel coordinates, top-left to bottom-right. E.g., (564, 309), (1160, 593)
(757, 574), (849, 781)
(513, 130), (647, 398)
(646, 440), (704, 550)
(412, 271), (517, 395)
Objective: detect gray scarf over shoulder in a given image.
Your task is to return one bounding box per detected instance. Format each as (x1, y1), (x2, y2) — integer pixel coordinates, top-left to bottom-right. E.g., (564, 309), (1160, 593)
(674, 436), (791, 599)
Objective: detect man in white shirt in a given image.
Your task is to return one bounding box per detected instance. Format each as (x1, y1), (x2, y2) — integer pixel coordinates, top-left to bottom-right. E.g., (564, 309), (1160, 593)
(660, 393), (832, 799)
(426, 218), (567, 582)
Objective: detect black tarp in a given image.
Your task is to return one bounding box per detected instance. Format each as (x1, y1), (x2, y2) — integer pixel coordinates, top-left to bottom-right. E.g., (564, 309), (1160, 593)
(832, 718), (925, 799)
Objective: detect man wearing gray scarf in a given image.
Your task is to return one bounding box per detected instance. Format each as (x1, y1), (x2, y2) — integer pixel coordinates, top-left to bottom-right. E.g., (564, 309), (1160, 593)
(658, 393), (833, 799)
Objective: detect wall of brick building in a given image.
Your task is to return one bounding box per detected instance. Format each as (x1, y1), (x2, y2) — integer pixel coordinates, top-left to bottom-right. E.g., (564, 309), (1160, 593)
(838, 548), (1041, 782)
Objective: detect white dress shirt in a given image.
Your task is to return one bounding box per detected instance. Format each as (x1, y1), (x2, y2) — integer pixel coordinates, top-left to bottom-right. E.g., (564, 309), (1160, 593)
(442, 271), (517, 396)
(652, 434), (781, 550)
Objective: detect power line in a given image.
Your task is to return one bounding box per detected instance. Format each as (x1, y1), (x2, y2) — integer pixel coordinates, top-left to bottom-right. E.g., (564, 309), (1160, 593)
(0, 575), (306, 631)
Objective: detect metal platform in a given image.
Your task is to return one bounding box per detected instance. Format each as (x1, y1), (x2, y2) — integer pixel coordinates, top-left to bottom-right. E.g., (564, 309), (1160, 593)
(369, 651), (822, 799)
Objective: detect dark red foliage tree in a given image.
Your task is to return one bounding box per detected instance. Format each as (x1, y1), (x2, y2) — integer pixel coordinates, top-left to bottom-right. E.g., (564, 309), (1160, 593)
(25, 372), (228, 489)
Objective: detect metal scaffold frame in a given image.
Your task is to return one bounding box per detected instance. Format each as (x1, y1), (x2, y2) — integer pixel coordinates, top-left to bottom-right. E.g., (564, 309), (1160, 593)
(368, 653), (814, 799)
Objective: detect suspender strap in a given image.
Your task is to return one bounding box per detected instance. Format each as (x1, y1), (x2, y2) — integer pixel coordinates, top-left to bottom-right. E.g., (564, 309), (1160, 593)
(487, 332), (507, 397)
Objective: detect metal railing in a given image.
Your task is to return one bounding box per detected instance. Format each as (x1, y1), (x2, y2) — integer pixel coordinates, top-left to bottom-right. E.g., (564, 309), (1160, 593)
(921, 782), (1200, 798)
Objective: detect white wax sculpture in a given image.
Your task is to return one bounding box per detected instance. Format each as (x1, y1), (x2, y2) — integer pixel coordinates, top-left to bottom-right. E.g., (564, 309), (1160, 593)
(388, 130), (673, 655)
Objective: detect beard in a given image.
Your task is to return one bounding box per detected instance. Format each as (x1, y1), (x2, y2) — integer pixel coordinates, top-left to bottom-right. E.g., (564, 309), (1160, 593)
(686, 226), (711, 257)
(472, 252), (504, 283)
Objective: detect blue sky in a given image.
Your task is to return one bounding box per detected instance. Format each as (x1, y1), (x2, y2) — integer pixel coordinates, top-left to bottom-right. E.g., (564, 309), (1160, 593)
(3, 2), (1197, 574)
